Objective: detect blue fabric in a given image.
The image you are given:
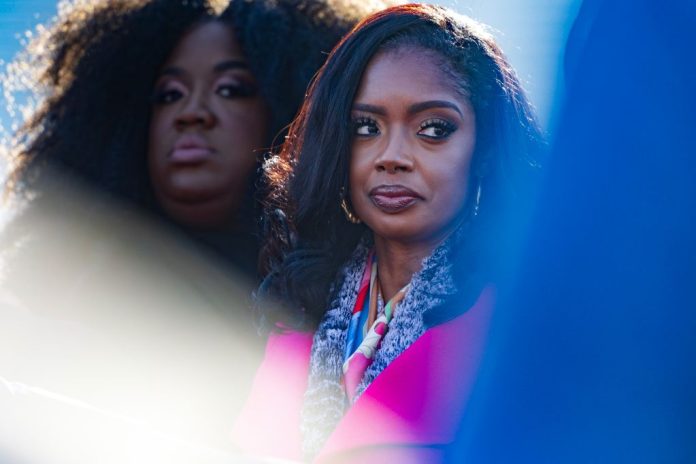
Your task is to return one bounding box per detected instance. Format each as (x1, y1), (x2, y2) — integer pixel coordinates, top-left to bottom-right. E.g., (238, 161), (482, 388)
(343, 298), (370, 362)
(455, 1), (696, 462)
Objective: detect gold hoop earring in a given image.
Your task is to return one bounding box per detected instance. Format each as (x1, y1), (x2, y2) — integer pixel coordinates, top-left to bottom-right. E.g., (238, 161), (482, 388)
(339, 188), (361, 224)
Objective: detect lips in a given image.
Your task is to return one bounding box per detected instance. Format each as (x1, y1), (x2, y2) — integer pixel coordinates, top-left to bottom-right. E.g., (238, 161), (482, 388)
(169, 134), (214, 164)
(368, 185), (422, 213)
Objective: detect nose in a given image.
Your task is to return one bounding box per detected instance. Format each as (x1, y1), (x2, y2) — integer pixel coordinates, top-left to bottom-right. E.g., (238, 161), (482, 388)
(175, 93), (216, 131)
(374, 130), (414, 174)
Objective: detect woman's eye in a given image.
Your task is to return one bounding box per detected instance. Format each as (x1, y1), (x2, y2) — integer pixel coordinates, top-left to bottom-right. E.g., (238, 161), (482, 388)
(216, 82), (258, 99)
(151, 88), (184, 105)
(353, 117), (380, 136)
(418, 119), (457, 139)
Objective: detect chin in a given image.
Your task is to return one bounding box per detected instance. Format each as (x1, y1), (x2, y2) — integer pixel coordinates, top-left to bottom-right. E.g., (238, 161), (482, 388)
(368, 223), (424, 244)
(166, 208), (226, 230)
(158, 195), (238, 231)
(368, 216), (454, 247)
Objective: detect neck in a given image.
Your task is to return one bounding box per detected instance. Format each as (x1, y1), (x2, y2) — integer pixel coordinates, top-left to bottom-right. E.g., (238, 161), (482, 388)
(373, 236), (440, 302)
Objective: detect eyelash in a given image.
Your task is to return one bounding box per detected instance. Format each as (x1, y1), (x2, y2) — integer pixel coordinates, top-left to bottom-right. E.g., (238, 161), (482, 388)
(151, 87), (183, 105)
(216, 82), (258, 99)
(150, 81), (258, 105)
(352, 116), (380, 136)
(418, 118), (457, 140)
(351, 116), (458, 140)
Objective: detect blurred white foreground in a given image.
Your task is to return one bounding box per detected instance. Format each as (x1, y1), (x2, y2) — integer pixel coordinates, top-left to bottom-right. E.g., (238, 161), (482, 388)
(0, 174), (288, 463)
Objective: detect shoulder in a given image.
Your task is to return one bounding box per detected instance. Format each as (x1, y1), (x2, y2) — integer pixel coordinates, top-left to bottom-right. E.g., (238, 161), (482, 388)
(231, 330), (314, 460)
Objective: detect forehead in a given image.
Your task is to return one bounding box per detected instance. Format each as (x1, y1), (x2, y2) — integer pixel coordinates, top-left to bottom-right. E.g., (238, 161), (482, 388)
(354, 48), (465, 103)
(164, 20), (244, 67)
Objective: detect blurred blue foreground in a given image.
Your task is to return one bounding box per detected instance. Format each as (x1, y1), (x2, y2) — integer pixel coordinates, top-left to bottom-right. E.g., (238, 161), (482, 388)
(455, 0), (696, 462)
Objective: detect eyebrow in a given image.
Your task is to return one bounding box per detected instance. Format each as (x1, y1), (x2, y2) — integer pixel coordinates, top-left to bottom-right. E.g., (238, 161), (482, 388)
(352, 103), (386, 116)
(159, 59), (249, 77)
(352, 100), (464, 118)
(409, 100), (464, 117)
(213, 59), (249, 73)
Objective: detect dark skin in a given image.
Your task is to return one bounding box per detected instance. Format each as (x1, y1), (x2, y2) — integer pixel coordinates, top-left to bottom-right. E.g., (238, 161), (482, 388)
(349, 49), (477, 300)
(148, 20), (269, 229)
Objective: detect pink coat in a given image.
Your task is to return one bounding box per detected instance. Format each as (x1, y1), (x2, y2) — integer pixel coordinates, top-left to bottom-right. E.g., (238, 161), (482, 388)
(231, 287), (494, 463)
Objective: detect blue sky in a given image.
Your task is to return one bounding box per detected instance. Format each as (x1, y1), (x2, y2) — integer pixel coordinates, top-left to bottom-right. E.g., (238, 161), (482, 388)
(0, 1), (56, 63)
(0, 0), (580, 138)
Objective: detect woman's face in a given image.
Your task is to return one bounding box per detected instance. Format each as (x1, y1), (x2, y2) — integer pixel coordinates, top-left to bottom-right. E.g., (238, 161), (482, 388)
(148, 20), (269, 228)
(349, 48), (476, 246)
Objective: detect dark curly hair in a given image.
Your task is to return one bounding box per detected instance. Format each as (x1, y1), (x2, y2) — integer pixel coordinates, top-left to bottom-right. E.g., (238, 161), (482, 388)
(258, 3), (545, 329)
(2, 0), (377, 271)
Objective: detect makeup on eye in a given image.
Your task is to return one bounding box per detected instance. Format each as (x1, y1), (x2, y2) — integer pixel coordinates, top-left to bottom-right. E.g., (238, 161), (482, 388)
(352, 116), (380, 136)
(151, 80), (187, 105)
(215, 78), (259, 99)
(350, 113), (458, 140)
(417, 118), (457, 140)
(151, 76), (258, 105)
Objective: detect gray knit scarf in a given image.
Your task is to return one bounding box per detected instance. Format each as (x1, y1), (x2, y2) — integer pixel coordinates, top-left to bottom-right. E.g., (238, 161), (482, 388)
(300, 232), (460, 459)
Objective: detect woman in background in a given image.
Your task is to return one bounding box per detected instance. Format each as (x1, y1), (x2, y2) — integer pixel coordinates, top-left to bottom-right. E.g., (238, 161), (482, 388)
(0, 0), (387, 456)
(3, 0), (381, 277)
(233, 3), (544, 462)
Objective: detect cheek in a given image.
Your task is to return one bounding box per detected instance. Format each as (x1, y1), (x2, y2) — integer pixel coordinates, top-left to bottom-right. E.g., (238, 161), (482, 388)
(348, 145), (373, 187)
(217, 107), (269, 179)
(442, 175), (469, 213)
(220, 105), (268, 149)
(434, 118), (476, 207)
(432, 155), (473, 215)
(348, 149), (370, 205)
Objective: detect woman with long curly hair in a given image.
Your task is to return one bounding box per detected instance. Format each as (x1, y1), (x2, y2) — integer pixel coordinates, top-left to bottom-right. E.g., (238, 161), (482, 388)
(3, 0), (382, 277)
(233, 3), (544, 462)
(0, 1), (388, 457)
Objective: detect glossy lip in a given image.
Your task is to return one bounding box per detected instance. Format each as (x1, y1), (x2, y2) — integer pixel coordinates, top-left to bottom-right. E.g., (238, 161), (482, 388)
(169, 134), (215, 165)
(368, 184), (423, 213)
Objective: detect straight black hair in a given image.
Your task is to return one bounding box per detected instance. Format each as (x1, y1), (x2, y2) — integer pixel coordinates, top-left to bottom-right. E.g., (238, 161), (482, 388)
(260, 3), (545, 329)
